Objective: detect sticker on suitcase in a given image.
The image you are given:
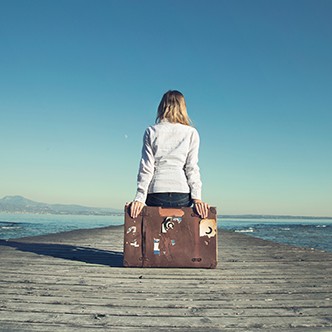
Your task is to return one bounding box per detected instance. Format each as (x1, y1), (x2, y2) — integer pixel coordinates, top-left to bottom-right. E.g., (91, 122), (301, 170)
(153, 238), (160, 255)
(161, 216), (182, 233)
(199, 219), (217, 238)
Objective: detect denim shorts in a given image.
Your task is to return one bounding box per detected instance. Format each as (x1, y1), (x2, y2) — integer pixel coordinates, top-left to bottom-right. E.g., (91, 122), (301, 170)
(146, 193), (193, 208)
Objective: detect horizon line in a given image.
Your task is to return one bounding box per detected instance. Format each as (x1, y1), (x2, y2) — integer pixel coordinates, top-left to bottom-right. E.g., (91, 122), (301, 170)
(1, 195), (331, 219)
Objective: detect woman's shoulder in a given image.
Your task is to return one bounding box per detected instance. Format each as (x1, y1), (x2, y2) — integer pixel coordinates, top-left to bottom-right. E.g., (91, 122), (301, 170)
(143, 123), (159, 139)
(181, 124), (199, 136)
(147, 121), (199, 137)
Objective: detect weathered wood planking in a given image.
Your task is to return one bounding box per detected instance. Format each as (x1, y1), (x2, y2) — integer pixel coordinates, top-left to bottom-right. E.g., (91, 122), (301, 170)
(0, 225), (331, 331)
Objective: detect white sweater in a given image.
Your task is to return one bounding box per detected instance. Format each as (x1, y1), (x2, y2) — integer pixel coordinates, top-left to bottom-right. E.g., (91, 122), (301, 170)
(134, 120), (202, 203)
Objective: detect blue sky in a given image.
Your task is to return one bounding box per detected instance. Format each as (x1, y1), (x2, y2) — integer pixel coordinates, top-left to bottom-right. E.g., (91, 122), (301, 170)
(1, 0), (331, 216)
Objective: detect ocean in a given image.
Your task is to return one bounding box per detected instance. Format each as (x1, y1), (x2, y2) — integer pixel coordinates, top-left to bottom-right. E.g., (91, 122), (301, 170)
(0, 213), (331, 253)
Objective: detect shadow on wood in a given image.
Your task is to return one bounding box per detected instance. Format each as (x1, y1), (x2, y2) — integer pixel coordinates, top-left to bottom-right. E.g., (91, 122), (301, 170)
(0, 239), (124, 267)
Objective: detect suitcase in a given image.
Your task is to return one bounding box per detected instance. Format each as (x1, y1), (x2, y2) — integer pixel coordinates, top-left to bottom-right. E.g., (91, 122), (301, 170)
(123, 205), (218, 268)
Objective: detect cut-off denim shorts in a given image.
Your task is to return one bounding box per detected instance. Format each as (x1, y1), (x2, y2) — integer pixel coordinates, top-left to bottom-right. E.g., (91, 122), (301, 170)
(146, 193), (192, 208)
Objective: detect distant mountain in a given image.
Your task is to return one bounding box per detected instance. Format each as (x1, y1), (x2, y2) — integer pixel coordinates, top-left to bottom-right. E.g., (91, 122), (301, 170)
(0, 196), (122, 215)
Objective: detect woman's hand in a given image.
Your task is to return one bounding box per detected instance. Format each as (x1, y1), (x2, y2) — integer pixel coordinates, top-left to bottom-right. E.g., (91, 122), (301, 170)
(193, 199), (209, 218)
(129, 200), (145, 218)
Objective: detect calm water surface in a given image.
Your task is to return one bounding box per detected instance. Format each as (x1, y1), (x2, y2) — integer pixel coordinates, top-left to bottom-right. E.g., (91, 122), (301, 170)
(1, 213), (331, 252)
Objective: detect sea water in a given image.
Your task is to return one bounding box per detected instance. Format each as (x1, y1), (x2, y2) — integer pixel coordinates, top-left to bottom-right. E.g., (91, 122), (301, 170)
(0, 213), (331, 253)
(0, 213), (124, 240)
(222, 218), (332, 252)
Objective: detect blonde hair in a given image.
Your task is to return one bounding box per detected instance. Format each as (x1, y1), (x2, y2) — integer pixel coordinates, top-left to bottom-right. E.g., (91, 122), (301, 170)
(156, 90), (192, 126)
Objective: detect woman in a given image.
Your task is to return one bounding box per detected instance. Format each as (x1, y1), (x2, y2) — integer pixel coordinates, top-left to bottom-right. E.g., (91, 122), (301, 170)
(130, 90), (209, 219)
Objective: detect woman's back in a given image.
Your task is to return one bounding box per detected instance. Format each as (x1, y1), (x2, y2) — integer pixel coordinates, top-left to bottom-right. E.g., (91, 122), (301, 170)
(150, 120), (196, 167)
(145, 120), (200, 195)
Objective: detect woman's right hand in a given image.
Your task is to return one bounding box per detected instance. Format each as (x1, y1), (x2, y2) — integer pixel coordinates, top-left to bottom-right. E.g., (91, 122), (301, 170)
(129, 200), (145, 218)
(193, 199), (209, 218)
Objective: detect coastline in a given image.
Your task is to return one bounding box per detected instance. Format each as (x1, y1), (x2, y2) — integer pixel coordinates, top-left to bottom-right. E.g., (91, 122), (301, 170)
(1, 212), (331, 253)
(0, 225), (331, 330)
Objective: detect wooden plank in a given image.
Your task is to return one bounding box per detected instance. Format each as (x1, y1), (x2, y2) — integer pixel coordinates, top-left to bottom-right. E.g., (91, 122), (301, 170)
(0, 226), (331, 331)
(0, 310), (331, 329)
(1, 293), (331, 307)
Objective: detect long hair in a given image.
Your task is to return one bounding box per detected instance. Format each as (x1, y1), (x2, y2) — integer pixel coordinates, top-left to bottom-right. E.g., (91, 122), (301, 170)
(156, 90), (192, 126)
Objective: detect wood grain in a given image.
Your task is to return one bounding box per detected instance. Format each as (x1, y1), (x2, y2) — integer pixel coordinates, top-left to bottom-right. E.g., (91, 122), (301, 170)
(0, 225), (331, 331)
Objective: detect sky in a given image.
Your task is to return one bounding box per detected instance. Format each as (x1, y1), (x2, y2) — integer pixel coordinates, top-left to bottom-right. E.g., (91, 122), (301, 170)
(0, 0), (331, 216)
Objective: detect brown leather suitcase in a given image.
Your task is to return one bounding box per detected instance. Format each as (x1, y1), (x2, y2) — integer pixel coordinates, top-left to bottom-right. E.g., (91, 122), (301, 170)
(123, 205), (217, 268)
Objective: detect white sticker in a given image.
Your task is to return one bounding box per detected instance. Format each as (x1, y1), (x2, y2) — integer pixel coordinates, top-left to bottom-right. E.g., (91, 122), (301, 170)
(127, 226), (137, 234)
(199, 219), (217, 238)
(130, 240), (139, 247)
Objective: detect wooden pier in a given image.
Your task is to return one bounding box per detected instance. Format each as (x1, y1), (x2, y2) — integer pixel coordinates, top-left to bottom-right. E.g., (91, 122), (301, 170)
(0, 225), (331, 331)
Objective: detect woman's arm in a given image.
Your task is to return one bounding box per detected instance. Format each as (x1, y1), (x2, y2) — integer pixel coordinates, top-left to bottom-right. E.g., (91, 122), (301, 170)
(185, 129), (209, 218)
(185, 129), (202, 200)
(131, 128), (155, 218)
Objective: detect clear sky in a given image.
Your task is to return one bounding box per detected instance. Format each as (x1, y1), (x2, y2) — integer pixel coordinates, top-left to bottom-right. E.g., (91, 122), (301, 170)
(1, 0), (331, 216)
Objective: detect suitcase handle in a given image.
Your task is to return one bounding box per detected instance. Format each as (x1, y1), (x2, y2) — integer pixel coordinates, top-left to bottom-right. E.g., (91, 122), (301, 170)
(158, 207), (185, 217)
